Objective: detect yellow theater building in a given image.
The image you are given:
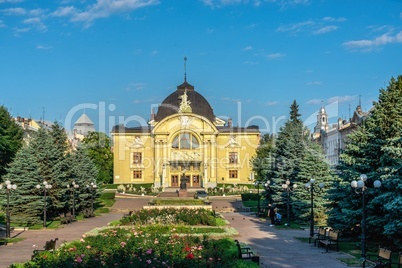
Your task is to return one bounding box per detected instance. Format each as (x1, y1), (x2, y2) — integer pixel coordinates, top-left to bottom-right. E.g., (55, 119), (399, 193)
(111, 76), (260, 189)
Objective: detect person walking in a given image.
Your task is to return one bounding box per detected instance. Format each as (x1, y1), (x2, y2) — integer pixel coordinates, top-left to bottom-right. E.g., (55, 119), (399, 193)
(268, 204), (276, 226)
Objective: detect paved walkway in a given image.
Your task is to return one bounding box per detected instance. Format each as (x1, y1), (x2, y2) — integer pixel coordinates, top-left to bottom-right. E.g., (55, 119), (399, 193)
(0, 195), (353, 268)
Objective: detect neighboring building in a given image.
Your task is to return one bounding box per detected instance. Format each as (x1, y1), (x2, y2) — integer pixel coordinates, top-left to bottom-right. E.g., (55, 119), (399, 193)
(68, 113), (96, 149)
(73, 113), (96, 140)
(312, 105), (369, 167)
(14, 117), (42, 142)
(111, 77), (260, 189)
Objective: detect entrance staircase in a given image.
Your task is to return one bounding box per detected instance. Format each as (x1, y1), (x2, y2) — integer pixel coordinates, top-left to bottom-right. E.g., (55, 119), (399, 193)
(158, 187), (205, 198)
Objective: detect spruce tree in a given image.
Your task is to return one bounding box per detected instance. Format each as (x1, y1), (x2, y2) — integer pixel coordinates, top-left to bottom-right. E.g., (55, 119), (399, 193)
(1, 145), (43, 225)
(294, 141), (332, 225)
(329, 75), (402, 247)
(269, 100), (310, 219)
(69, 147), (99, 212)
(0, 105), (23, 180)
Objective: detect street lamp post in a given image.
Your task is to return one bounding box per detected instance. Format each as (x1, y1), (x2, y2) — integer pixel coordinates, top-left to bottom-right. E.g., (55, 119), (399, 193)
(305, 178), (324, 242)
(281, 179), (297, 227)
(67, 181), (79, 218)
(0, 180), (17, 238)
(351, 174), (381, 268)
(36, 181), (52, 228)
(254, 181), (261, 214)
(87, 182), (97, 212)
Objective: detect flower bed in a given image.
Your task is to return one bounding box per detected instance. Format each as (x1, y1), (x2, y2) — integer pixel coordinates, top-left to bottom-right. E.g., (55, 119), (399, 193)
(119, 208), (217, 226)
(11, 208), (258, 268)
(12, 227), (256, 268)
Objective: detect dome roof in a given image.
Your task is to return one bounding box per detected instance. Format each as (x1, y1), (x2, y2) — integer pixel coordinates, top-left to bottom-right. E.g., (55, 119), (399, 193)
(155, 80), (215, 122)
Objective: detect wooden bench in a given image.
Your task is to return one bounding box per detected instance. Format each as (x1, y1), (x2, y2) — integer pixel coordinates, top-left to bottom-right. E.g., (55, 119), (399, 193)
(124, 210), (133, 217)
(203, 200), (212, 205)
(31, 238), (58, 260)
(366, 246), (392, 267)
(83, 208), (95, 218)
(60, 212), (74, 224)
(318, 230), (339, 252)
(234, 240), (259, 264)
(312, 227), (329, 245)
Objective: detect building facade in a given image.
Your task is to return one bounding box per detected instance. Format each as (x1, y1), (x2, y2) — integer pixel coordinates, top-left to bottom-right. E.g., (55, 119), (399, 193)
(312, 105), (369, 167)
(111, 78), (260, 189)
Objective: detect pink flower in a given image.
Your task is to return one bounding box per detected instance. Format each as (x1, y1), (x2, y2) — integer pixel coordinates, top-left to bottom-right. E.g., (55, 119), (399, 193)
(120, 242), (127, 247)
(86, 245), (91, 249)
(146, 260), (152, 264)
(146, 249), (152, 254)
(76, 257), (82, 263)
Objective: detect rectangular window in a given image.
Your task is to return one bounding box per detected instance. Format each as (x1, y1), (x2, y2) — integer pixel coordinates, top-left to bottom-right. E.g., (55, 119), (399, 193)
(133, 152), (142, 164)
(229, 170), (238, 179)
(229, 152), (238, 164)
(133, 170), (142, 179)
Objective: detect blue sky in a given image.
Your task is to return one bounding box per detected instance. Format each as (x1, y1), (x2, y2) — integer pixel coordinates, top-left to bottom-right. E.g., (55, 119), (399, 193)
(1, 0), (402, 135)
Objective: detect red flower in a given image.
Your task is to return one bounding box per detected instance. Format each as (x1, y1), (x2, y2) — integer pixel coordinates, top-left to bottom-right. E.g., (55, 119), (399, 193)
(186, 253), (195, 259)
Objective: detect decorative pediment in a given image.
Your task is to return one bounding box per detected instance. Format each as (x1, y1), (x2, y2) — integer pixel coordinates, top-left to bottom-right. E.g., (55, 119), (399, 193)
(130, 136), (144, 148)
(226, 136), (240, 148)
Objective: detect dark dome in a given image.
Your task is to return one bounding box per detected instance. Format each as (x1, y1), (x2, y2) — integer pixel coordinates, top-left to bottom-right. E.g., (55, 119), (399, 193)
(155, 80), (215, 122)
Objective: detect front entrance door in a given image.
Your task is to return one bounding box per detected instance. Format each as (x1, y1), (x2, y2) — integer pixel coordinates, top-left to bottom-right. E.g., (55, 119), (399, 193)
(171, 175), (179, 187)
(192, 175), (200, 187)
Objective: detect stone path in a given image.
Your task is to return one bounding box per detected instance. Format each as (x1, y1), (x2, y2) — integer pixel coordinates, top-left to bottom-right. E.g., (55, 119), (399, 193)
(0, 195), (353, 268)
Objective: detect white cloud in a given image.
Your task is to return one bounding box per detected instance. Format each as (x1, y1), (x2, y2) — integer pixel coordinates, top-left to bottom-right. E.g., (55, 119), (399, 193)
(277, 17), (344, 35)
(69, 0), (159, 25)
(0, 20), (5, 27)
(36, 45), (53, 50)
(206, 28), (214, 34)
(23, 17), (47, 32)
(200, 0), (267, 8)
(0, 0), (23, 3)
(276, 19), (314, 33)
(343, 31), (402, 51)
(265, 53), (285, 60)
(2, 7), (26, 15)
(306, 81), (322, 86)
(306, 99), (323, 105)
(52, 6), (77, 17)
(242, 45), (252, 51)
(264, 101), (278, 106)
(151, 50), (158, 56)
(327, 95), (356, 104)
(322, 16), (346, 22)
(312, 25), (338, 35)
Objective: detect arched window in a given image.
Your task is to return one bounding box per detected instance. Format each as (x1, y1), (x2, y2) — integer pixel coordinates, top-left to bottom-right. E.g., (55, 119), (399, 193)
(171, 132), (199, 149)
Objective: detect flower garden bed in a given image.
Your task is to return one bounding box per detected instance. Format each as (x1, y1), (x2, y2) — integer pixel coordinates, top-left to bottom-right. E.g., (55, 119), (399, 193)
(11, 208), (257, 268)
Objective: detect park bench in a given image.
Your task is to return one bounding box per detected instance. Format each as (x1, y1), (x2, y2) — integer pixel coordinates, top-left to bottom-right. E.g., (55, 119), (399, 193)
(234, 239), (259, 264)
(83, 208), (95, 218)
(60, 212), (75, 224)
(312, 227), (330, 245)
(366, 246), (392, 267)
(31, 238), (58, 260)
(124, 210), (133, 217)
(148, 200), (156, 206)
(203, 200), (212, 205)
(318, 230), (339, 252)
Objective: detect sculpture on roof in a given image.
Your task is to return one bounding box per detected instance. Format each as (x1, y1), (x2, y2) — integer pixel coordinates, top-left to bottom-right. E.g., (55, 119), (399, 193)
(179, 89), (192, 113)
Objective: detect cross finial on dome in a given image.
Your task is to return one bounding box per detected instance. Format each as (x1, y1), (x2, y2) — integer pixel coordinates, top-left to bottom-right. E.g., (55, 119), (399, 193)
(184, 56), (187, 82)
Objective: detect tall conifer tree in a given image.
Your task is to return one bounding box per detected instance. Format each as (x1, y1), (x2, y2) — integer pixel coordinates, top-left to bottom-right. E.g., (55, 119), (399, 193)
(0, 106), (23, 180)
(2, 145), (43, 225)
